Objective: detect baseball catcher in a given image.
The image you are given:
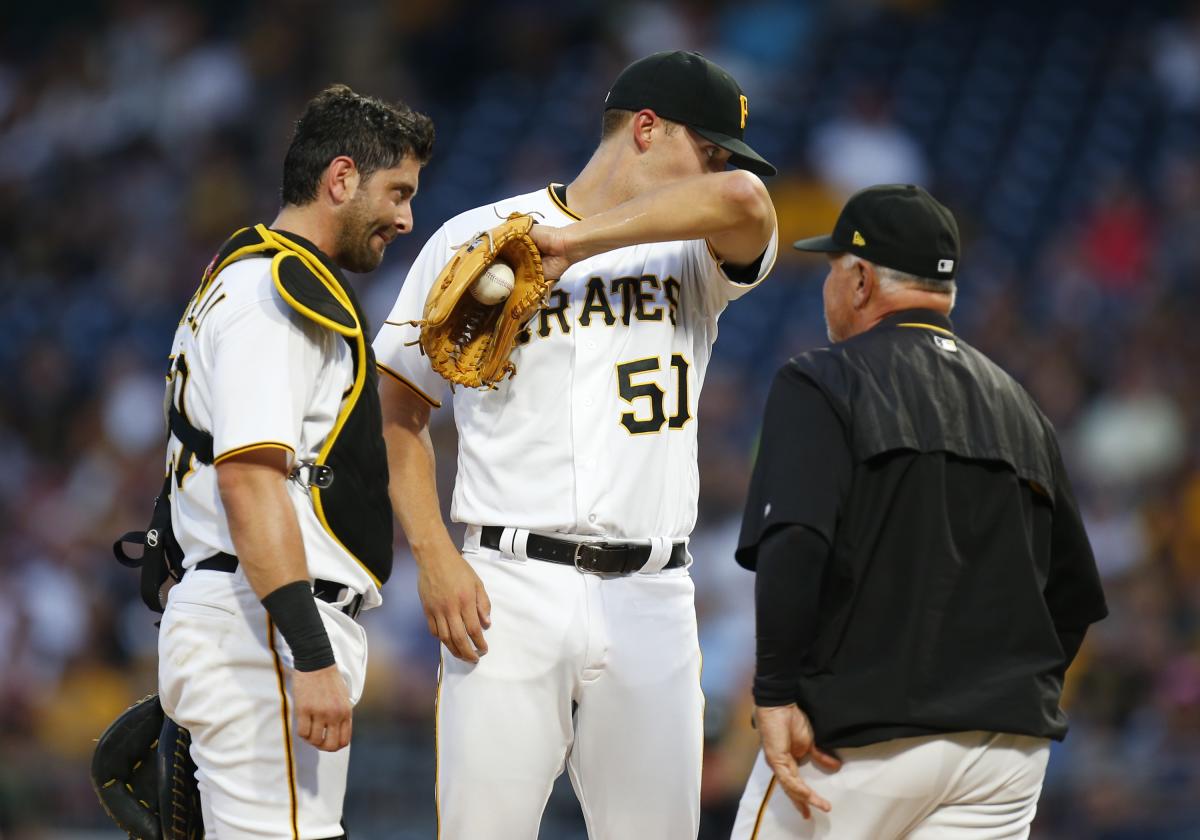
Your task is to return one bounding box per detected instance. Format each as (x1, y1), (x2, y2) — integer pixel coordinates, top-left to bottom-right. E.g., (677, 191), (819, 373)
(411, 211), (549, 389)
(91, 694), (202, 839)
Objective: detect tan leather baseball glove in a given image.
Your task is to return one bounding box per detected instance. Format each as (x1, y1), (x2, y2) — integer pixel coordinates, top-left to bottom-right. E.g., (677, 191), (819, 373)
(413, 212), (549, 389)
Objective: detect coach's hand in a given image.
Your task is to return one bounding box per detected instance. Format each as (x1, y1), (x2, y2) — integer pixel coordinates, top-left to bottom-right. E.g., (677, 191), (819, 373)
(417, 541), (492, 663)
(293, 665), (353, 752)
(756, 704), (842, 819)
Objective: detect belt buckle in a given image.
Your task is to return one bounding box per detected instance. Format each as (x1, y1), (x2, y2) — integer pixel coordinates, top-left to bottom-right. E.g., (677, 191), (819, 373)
(572, 542), (606, 575)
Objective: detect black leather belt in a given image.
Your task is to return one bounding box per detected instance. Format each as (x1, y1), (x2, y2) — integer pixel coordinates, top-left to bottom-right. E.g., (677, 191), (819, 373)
(192, 553), (364, 619)
(480, 526), (687, 575)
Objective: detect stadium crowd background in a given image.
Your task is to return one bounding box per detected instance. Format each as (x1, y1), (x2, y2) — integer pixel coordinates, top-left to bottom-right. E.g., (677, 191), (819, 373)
(1, 0), (1198, 837)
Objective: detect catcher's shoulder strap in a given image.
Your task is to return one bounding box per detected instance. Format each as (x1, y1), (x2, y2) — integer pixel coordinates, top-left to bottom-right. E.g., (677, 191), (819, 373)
(221, 225), (393, 587)
(258, 224), (361, 339)
(199, 224), (361, 338)
(165, 224), (362, 462)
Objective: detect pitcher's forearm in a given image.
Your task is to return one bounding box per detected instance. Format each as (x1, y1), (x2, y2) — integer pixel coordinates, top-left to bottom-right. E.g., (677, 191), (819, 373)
(565, 171), (774, 264)
(380, 375), (458, 562)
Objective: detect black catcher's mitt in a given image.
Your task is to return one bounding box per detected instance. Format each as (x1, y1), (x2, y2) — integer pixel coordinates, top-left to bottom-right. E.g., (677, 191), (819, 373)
(91, 693), (203, 839)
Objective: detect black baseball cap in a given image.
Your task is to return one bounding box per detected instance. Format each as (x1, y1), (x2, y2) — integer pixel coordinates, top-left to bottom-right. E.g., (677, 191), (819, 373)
(605, 50), (776, 177)
(792, 184), (960, 279)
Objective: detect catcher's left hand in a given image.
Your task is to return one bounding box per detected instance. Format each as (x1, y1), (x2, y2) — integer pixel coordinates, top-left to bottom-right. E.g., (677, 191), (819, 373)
(413, 212), (550, 390)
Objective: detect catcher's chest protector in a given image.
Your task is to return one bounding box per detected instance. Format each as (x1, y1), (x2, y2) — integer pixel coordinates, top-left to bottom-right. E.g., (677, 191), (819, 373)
(197, 225), (394, 586)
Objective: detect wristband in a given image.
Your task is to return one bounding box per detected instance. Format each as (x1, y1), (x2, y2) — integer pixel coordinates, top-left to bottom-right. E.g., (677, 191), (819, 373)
(262, 581), (336, 672)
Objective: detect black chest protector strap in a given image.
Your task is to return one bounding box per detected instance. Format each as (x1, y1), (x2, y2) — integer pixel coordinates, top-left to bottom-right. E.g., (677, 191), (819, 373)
(168, 403), (214, 466)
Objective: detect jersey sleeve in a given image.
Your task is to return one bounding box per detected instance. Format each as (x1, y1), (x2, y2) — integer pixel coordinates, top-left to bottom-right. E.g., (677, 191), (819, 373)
(207, 293), (322, 464)
(372, 225), (454, 408)
(682, 222), (779, 316)
(736, 366), (852, 570)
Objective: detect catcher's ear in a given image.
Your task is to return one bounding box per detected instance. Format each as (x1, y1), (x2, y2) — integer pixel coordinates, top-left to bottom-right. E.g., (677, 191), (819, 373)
(326, 156), (360, 205)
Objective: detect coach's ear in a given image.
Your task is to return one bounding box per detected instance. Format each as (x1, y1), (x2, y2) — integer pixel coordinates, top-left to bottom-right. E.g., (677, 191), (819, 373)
(852, 259), (876, 311)
(326, 156), (360, 206)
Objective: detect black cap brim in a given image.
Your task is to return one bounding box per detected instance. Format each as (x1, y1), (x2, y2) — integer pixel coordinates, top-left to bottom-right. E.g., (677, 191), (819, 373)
(791, 233), (840, 252)
(692, 127), (776, 177)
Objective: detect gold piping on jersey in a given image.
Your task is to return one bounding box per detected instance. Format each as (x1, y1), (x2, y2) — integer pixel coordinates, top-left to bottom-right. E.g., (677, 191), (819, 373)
(257, 225), (383, 589)
(546, 183), (582, 221)
(267, 617), (301, 840)
(896, 322), (954, 337)
(211, 441), (297, 466)
(377, 361), (442, 408)
(706, 233), (780, 288)
(759, 236), (780, 284)
(705, 238), (724, 265)
(749, 775), (777, 840)
(434, 653), (444, 840)
(195, 225), (385, 588)
(697, 648), (706, 801)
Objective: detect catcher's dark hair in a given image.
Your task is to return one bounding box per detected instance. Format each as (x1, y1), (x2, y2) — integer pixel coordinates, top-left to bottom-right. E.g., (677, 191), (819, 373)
(282, 84), (434, 207)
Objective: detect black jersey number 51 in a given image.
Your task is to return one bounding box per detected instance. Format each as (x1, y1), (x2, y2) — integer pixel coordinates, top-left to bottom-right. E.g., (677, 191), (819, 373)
(616, 354), (691, 435)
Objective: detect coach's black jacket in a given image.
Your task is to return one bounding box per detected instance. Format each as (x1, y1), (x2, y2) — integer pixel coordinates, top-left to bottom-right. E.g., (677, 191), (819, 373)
(737, 309), (1108, 749)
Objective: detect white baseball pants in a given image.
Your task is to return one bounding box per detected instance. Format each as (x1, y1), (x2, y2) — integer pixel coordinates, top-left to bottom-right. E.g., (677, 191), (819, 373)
(434, 528), (705, 839)
(158, 569), (368, 839)
(732, 730), (1051, 840)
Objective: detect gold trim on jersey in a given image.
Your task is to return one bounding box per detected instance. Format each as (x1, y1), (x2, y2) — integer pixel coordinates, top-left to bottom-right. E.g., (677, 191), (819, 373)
(267, 617), (301, 840)
(705, 238), (724, 265)
(377, 361), (442, 408)
(434, 653), (445, 840)
(897, 322), (955, 337)
(211, 441), (297, 466)
(697, 648), (706, 797)
(760, 235), (779, 283)
(546, 183), (582, 221)
(257, 226), (383, 589)
(750, 775), (777, 840)
(707, 232), (779, 288)
(184, 225), (385, 589)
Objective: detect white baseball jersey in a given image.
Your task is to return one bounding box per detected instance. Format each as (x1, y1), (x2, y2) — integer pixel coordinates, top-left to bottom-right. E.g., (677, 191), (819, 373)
(160, 240), (376, 838)
(166, 255), (382, 607)
(373, 184), (778, 540)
